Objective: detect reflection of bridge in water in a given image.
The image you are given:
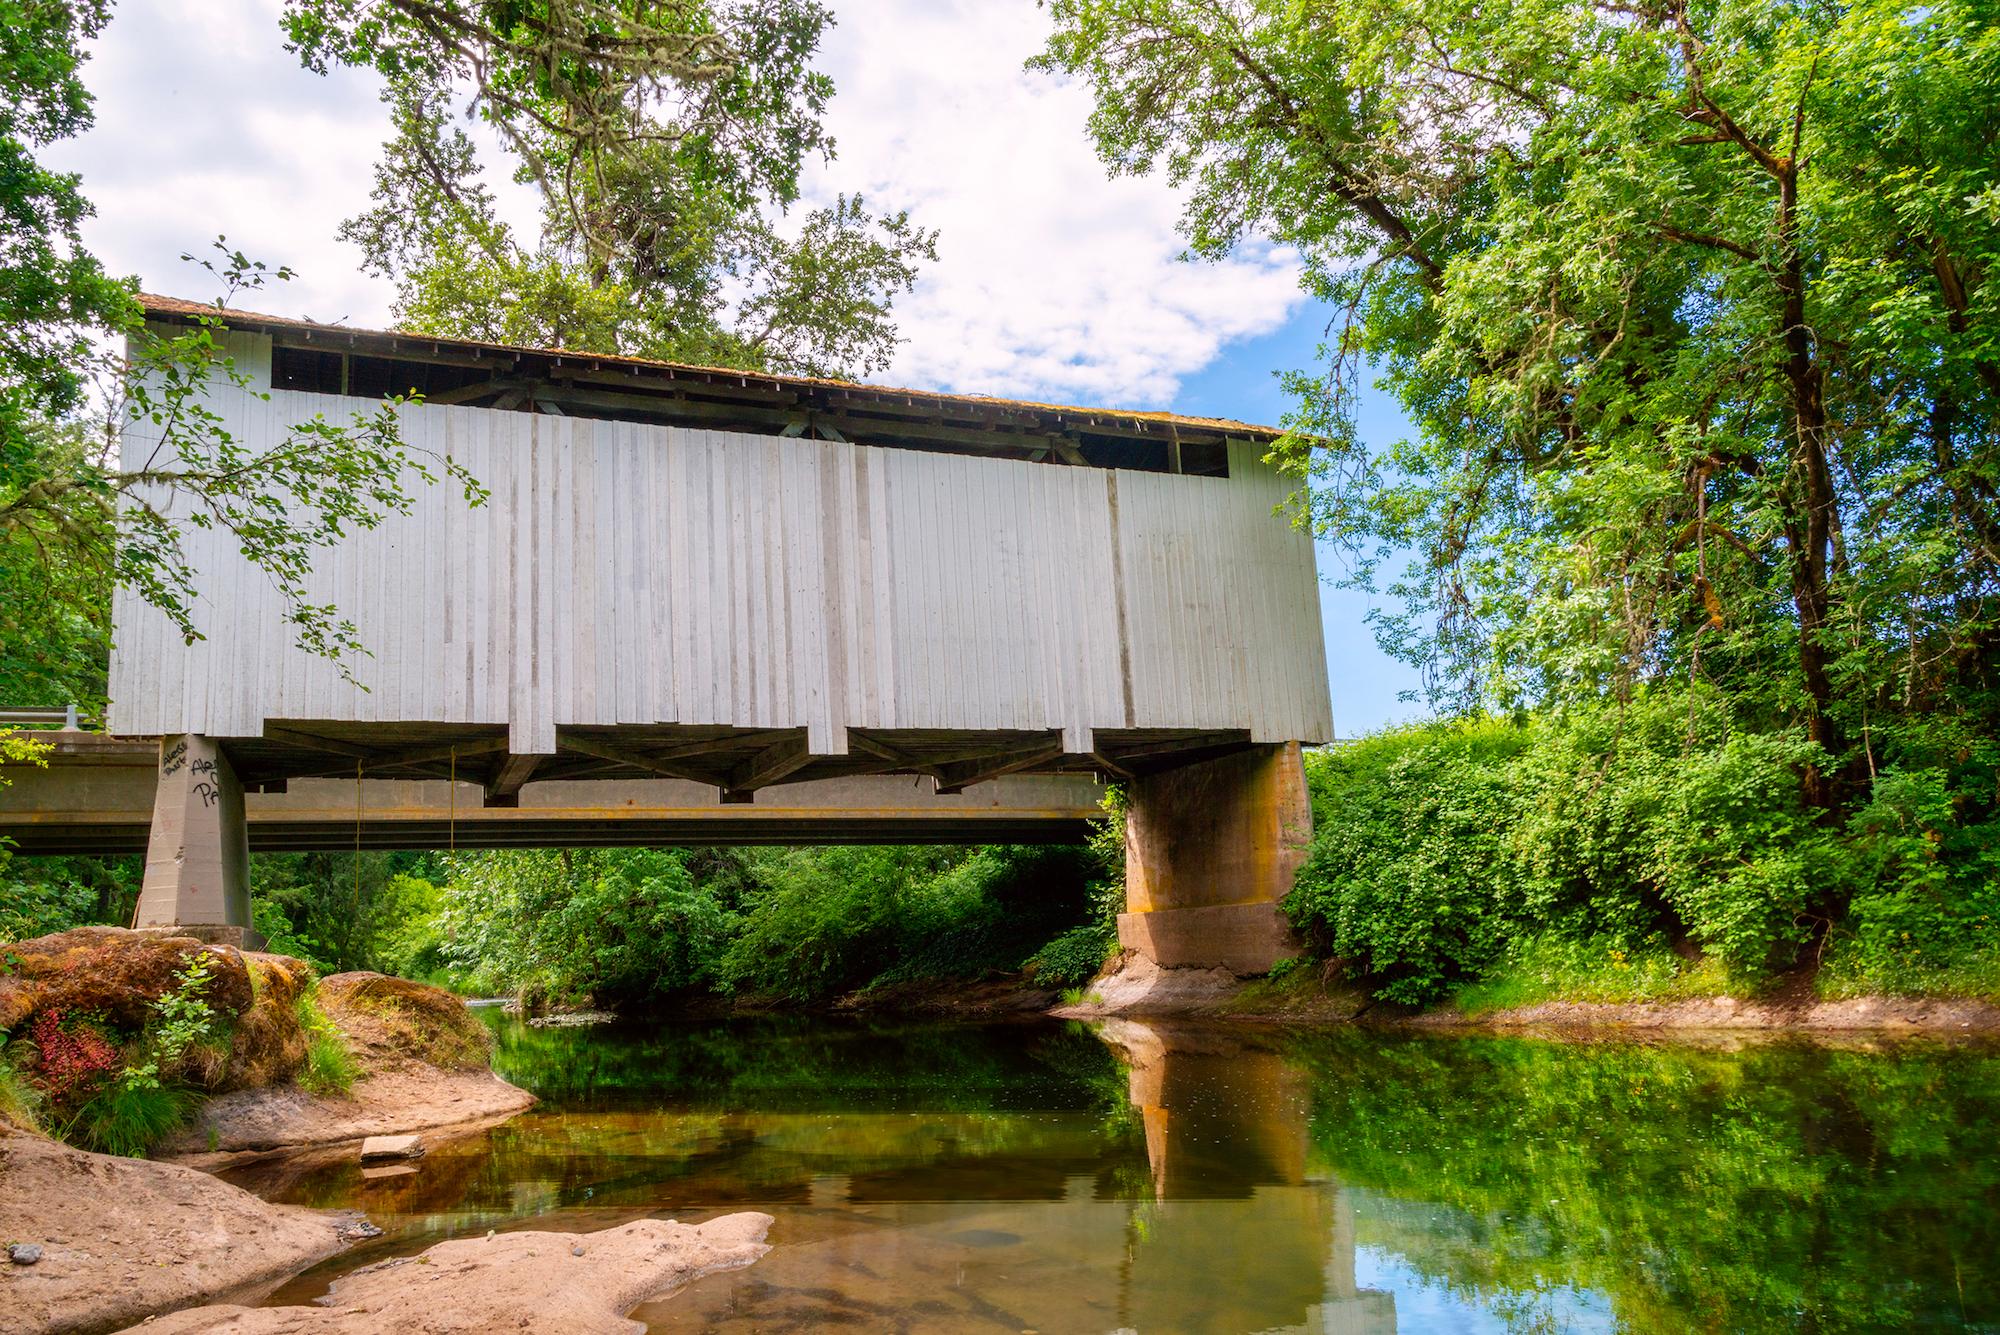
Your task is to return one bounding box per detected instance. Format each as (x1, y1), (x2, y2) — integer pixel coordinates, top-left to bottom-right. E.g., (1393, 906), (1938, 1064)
(233, 1019), (1397, 1332)
(1094, 1018), (1398, 1334)
(649, 1020), (1399, 1332)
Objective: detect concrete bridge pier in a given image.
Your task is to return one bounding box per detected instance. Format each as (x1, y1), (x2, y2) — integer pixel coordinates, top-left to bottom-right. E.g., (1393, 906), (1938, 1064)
(133, 734), (258, 947)
(1118, 741), (1310, 975)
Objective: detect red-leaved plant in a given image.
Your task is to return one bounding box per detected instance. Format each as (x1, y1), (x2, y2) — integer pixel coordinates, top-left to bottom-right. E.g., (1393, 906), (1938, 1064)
(26, 1009), (120, 1105)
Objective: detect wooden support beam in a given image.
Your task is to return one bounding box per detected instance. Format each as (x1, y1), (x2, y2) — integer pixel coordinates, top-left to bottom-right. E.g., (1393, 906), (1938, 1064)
(846, 731), (922, 766)
(424, 379), (517, 406)
(265, 729), (504, 782)
(483, 754), (545, 808)
(1048, 435), (1089, 466)
(721, 733), (813, 803)
(934, 741), (1065, 795)
(1100, 733), (1254, 767)
(558, 733), (722, 785)
(1088, 752), (1137, 781)
(263, 726), (374, 760)
(644, 731), (777, 762)
(387, 735), (512, 768)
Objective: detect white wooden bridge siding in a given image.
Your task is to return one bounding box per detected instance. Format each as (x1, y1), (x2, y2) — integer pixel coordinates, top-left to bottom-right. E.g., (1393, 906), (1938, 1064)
(109, 331), (1333, 752)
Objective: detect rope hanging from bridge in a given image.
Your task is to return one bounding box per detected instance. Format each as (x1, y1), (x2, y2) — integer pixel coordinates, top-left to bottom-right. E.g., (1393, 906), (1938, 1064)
(353, 759), (363, 925)
(448, 748), (456, 854)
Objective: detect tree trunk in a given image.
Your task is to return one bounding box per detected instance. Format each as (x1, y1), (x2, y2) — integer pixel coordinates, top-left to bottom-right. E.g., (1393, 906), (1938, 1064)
(1775, 164), (1843, 811)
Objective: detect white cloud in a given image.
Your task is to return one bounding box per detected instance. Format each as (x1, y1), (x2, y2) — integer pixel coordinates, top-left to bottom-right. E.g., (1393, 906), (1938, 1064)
(804, 0), (1303, 405)
(46, 0), (1302, 409)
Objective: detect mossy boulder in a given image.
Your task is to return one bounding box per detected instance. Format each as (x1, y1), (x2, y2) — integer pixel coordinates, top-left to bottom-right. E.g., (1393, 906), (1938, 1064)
(0, 928), (326, 1094)
(222, 954), (317, 1090)
(318, 972), (491, 1071)
(0, 927), (256, 1035)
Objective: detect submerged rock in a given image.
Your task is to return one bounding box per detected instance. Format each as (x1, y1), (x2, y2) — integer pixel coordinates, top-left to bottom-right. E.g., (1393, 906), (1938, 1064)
(527, 1009), (618, 1028)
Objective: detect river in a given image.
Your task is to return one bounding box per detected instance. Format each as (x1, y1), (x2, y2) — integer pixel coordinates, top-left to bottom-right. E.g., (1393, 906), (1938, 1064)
(217, 1012), (2000, 1332)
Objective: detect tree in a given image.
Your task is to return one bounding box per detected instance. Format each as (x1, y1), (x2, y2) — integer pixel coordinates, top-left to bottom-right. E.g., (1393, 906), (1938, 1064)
(1, 1), (489, 703)
(1038, 0), (2000, 810)
(2, 249), (488, 702)
(286, 0), (937, 376)
(0, 0), (133, 440)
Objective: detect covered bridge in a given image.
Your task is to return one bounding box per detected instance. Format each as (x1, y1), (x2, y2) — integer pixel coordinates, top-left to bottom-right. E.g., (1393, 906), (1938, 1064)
(102, 295), (1333, 973)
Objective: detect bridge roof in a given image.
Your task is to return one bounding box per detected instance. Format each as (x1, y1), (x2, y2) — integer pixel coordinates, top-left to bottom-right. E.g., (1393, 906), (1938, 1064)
(139, 294), (1282, 472)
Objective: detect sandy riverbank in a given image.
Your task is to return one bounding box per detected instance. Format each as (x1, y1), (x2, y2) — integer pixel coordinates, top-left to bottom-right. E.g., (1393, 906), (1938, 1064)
(1049, 951), (2000, 1034)
(0, 1128), (351, 1335)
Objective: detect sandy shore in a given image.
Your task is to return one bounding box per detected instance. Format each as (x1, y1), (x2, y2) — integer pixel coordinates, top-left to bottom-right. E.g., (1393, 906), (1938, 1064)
(0, 1130), (351, 1335)
(1051, 952), (2000, 1034)
(136, 1213), (774, 1335)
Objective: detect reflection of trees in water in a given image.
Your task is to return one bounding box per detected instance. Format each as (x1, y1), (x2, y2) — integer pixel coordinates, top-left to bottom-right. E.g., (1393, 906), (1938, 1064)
(483, 1012), (1138, 1115)
(232, 1016), (1999, 1333)
(1284, 1031), (2000, 1332)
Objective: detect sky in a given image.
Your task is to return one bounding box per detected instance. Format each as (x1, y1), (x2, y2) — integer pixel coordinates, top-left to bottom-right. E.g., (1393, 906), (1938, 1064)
(47, 0), (1428, 734)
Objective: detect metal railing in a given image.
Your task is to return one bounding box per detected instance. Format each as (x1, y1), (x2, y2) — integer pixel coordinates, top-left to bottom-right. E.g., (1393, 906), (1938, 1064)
(0, 705), (92, 731)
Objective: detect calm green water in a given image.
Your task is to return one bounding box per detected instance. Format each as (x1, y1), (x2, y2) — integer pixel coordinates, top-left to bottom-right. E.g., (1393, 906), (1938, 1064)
(223, 1013), (2000, 1333)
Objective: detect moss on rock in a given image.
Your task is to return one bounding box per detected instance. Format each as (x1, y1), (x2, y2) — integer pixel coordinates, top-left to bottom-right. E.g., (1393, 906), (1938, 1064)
(222, 954), (317, 1089)
(318, 972), (492, 1071)
(0, 926), (256, 1035)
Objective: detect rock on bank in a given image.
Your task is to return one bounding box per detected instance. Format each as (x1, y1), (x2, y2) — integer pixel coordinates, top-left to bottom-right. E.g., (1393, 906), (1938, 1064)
(0, 1126), (347, 1335)
(136, 1213), (775, 1335)
(161, 970), (536, 1164)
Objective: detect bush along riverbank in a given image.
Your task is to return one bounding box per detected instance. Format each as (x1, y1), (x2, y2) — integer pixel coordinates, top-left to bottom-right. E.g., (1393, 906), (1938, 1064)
(1256, 691), (2000, 1030)
(393, 838), (1127, 1017)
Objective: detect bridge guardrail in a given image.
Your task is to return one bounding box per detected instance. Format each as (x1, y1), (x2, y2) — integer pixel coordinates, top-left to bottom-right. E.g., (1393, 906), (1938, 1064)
(0, 705), (92, 731)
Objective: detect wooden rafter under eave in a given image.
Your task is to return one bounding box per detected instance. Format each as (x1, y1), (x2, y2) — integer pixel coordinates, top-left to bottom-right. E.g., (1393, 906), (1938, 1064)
(933, 740), (1067, 795)
(483, 754), (545, 808)
(721, 733), (813, 803)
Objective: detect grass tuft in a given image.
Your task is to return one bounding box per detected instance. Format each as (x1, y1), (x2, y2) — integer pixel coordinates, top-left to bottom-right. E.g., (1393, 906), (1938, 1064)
(64, 1081), (198, 1157)
(295, 989), (357, 1096)
(1816, 935), (2000, 1003)
(1452, 935), (1733, 1016)
(0, 1042), (44, 1133)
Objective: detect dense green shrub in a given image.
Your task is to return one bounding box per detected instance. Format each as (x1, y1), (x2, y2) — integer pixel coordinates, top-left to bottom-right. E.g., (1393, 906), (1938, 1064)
(0, 850), (139, 942)
(417, 840), (1109, 1008)
(720, 844), (1098, 1001)
(434, 849), (731, 1007)
(1286, 720), (1530, 1003)
(1289, 689), (2000, 1005)
(1024, 924), (1115, 987)
(1819, 766), (2000, 997)
(1022, 787), (1125, 987)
